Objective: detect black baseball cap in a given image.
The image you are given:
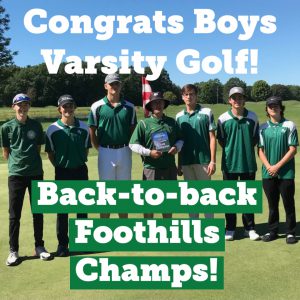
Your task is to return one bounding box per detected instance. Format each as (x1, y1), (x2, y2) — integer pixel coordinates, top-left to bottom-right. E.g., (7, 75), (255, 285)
(266, 96), (282, 106)
(57, 95), (75, 106)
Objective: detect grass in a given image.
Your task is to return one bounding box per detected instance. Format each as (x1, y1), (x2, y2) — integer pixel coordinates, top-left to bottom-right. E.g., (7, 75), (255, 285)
(0, 101), (299, 300)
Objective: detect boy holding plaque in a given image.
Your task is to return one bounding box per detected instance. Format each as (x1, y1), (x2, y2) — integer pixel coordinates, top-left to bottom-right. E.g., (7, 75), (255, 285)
(129, 92), (183, 218)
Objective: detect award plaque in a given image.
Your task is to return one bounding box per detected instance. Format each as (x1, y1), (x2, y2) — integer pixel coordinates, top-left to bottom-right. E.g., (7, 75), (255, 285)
(151, 131), (171, 152)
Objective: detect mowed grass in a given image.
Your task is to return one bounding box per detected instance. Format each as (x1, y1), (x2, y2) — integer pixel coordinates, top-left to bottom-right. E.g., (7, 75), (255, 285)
(0, 101), (300, 300)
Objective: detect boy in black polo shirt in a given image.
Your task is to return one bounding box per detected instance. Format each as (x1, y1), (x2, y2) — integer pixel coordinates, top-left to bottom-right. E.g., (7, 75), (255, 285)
(45, 95), (91, 256)
(1, 93), (50, 266)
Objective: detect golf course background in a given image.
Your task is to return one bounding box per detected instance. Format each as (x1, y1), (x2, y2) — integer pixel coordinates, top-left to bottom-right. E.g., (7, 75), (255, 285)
(0, 101), (299, 300)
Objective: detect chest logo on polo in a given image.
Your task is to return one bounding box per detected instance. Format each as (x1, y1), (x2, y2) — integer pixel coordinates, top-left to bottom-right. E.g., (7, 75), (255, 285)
(27, 130), (36, 140)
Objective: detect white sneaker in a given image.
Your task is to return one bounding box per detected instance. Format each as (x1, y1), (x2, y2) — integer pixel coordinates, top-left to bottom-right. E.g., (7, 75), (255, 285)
(225, 230), (235, 241)
(6, 251), (19, 266)
(35, 246), (51, 261)
(245, 230), (260, 241)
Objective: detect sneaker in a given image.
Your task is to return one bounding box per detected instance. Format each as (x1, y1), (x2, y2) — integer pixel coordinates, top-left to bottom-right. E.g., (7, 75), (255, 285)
(261, 232), (278, 242)
(56, 245), (69, 257)
(286, 234), (297, 244)
(244, 230), (261, 241)
(6, 251), (19, 266)
(35, 246), (51, 260)
(225, 230), (235, 241)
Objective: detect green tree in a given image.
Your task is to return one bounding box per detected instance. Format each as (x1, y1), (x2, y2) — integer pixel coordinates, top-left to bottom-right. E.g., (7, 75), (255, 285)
(223, 77), (247, 102)
(245, 86), (254, 101)
(251, 80), (271, 102)
(163, 91), (177, 103)
(0, 1), (17, 67)
(196, 79), (223, 104)
(287, 85), (300, 101)
(271, 84), (291, 100)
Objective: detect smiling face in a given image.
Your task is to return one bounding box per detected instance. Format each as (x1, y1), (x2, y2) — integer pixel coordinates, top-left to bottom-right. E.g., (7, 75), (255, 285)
(104, 81), (122, 100)
(149, 99), (165, 117)
(228, 93), (245, 110)
(58, 102), (76, 119)
(267, 104), (282, 120)
(12, 101), (30, 121)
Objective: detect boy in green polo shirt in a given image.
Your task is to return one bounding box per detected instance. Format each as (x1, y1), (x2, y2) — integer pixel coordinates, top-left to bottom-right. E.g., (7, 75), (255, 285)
(217, 87), (260, 241)
(1, 93), (50, 266)
(129, 92), (183, 218)
(176, 84), (217, 219)
(258, 96), (298, 244)
(45, 95), (91, 256)
(88, 73), (137, 219)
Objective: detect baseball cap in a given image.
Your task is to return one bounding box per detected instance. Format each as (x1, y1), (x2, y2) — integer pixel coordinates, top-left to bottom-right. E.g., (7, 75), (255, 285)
(57, 94), (75, 106)
(229, 87), (245, 98)
(145, 92), (170, 111)
(266, 96), (282, 106)
(105, 73), (121, 84)
(12, 93), (31, 105)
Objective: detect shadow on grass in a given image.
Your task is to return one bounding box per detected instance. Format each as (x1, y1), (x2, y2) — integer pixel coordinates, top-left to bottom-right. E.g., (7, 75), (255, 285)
(10, 250), (108, 267)
(233, 221), (300, 241)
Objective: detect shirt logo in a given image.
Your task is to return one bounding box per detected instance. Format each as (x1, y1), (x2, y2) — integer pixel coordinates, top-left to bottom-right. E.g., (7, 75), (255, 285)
(27, 130), (36, 140)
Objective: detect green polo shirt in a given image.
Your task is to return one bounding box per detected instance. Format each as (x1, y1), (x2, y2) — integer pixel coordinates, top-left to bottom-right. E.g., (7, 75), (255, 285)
(0, 117), (44, 176)
(258, 118), (298, 179)
(217, 109), (258, 173)
(88, 96), (137, 145)
(45, 118), (91, 169)
(176, 104), (216, 165)
(130, 115), (183, 169)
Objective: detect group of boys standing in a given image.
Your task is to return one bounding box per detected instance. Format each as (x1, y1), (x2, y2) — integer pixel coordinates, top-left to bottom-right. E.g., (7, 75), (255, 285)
(1, 73), (298, 267)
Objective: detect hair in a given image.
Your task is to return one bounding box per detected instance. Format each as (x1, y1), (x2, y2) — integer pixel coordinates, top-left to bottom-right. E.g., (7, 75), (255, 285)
(181, 84), (198, 95)
(265, 104), (285, 118)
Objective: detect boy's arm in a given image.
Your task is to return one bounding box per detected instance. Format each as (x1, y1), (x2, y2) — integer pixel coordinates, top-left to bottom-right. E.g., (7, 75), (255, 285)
(2, 147), (9, 160)
(47, 151), (55, 167)
(89, 126), (99, 150)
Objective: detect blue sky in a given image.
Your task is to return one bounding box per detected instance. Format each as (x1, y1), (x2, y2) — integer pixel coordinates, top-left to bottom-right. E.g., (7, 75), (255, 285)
(4, 0), (300, 87)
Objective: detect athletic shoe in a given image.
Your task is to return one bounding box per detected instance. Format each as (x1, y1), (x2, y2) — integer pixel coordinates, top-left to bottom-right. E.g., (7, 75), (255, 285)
(261, 232), (278, 242)
(35, 246), (51, 260)
(244, 230), (261, 241)
(225, 230), (235, 241)
(56, 245), (69, 257)
(6, 251), (19, 266)
(286, 234), (297, 244)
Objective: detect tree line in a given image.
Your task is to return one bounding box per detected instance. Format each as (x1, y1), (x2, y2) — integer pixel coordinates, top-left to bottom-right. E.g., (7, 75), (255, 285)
(1, 1), (300, 107)
(1, 63), (300, 107)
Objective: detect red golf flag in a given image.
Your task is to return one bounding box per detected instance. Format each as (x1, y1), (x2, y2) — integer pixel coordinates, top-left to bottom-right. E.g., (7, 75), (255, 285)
(142, 76), (152, 117)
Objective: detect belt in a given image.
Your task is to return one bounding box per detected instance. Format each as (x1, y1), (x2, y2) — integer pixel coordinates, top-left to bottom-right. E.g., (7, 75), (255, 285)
(100, 144), (128, 149)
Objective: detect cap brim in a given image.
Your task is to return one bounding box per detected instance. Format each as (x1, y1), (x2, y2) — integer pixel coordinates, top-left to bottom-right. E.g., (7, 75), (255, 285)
(13, 99), (30, 105)
(145, 99), (169, 111)
(106, 80), (121, 84)
(58, 100), (75, 106)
